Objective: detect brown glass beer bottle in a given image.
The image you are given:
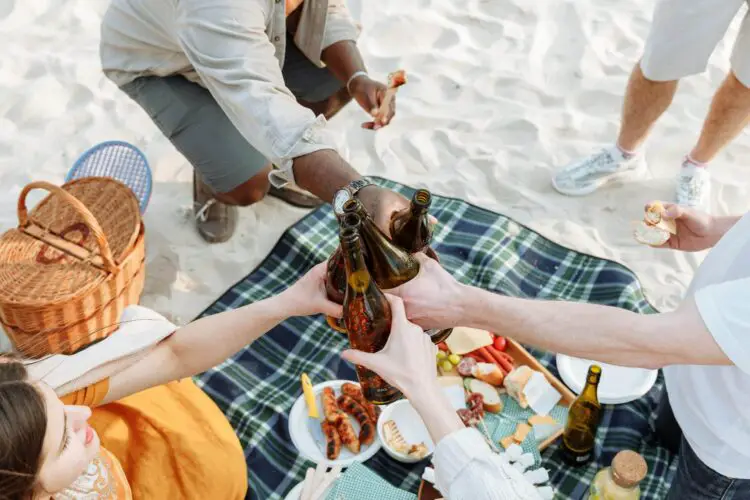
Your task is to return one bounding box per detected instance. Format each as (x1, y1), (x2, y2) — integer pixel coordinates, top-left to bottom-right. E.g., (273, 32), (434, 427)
(388, 190), (453, 343)
(340, 214), (402, 404)
(325, 214), (364, 334)
(341, 199), (419, 289)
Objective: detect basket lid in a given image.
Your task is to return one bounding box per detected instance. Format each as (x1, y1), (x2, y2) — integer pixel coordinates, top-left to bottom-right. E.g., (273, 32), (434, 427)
(0, 178), (140, 305)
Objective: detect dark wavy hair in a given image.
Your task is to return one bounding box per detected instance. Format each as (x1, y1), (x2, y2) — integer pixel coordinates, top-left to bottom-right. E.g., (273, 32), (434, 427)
(0, 354), (47, 500)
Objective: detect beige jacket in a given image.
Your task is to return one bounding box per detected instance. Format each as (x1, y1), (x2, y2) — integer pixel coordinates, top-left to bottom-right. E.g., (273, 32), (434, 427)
(100, 0), (360, 185)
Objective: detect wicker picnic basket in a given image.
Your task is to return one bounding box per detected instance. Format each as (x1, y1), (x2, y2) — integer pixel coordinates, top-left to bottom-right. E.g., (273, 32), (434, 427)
(0, 178), (145, 357)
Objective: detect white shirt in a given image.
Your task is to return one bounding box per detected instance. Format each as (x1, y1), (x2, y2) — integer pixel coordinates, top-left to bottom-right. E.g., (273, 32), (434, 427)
(665, 212), (750, 479)
(100, 0), (359, 186)
(433, 428), (543, 500)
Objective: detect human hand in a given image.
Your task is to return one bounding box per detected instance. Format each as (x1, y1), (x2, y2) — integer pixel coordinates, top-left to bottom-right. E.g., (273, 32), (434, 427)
(342, 294), (437, 397)
(387, 253), (464, 330)
(357, 186), (410, 236)
(279, 262), (343, 318)
(348, 76), (395, 130)
(650, 202), (716, 252)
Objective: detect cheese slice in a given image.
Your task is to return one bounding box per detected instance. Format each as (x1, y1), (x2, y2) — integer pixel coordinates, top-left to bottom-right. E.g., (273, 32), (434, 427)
(445, 326), (493, 355)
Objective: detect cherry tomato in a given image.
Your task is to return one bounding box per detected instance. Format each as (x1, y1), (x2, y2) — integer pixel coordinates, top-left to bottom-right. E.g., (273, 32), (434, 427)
(493, 336), (507, 352)
(438, 342), (449, 352)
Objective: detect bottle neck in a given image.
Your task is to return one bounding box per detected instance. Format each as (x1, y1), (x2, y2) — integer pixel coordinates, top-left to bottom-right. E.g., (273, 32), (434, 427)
(341, 235), (370, 293)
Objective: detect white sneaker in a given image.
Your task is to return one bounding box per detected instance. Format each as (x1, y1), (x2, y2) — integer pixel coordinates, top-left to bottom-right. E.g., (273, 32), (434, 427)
(551, 145), (647, 196)
(675, 162), (711, 212)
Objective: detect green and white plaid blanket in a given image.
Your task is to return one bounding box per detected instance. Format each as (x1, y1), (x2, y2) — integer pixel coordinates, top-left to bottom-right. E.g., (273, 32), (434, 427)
(194, 178), (676, 500)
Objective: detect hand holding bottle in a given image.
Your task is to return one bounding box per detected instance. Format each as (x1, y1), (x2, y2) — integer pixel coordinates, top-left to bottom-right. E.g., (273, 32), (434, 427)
(342, 294), (438, 399)
(279, 262), (344, 318)
(387, 253), (465, 331)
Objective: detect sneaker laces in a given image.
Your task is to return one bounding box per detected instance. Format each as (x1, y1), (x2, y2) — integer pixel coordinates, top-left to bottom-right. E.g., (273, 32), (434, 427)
(194, 199), (216, 222)
(678, 172), (705, 202)
(563, 149), (616, 181)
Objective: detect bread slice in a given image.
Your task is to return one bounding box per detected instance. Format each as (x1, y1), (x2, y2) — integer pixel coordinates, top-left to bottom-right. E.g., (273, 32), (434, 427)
(633, 220), (670, 247)
(504, 366), (534, 408)
(468, 379), (503, 413)
(645, 201), (677, 234)
(472, 362), (505, 386)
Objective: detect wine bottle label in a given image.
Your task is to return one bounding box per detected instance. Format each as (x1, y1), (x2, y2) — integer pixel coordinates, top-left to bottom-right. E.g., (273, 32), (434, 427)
(575, 452), (592, 463)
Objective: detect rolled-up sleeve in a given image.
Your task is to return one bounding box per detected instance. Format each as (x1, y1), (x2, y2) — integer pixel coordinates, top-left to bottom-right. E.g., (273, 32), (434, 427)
(432, 428), (543, 500)
(322, 0), (360, 50)
(176, 0), (338, 186)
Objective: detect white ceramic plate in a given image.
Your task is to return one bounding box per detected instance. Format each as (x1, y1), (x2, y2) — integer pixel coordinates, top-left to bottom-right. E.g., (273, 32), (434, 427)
(289, 380), (382, 468)
(284, 480), (333, 500)
(556, 354), (658, 405)
(377, 399), (435, 464)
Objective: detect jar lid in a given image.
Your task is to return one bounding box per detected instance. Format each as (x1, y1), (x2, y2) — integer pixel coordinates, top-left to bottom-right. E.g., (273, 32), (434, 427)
(611, 450), (648, 488)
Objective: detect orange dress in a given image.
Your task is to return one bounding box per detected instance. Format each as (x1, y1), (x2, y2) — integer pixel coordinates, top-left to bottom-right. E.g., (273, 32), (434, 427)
(62, 378), (247, 499)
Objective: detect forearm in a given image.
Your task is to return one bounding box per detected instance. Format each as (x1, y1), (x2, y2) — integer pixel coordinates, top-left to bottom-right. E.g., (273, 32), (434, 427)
(104, 296), (290, 403)
(321, 40), (366, 85)
(292, 149), (361, 202)
(458, 286), (677, 369)
(404, 380), (465, 444)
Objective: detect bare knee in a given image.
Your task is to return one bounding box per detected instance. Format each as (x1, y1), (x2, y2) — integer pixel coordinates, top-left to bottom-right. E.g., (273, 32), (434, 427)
(216, 173), (270, 207)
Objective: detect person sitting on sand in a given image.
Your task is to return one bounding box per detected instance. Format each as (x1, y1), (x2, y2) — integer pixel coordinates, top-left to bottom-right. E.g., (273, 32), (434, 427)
(552, 0), (750, 212)
(384, 204), (750, 499)
(0, 262), (341, 499)
(100, 0), (407, 243)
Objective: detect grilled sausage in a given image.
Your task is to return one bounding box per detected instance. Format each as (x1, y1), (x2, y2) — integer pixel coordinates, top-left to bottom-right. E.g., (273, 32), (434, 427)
(322, 387), (345, 424)
(335, 415), (361, 454)
(320, 421), (341, 460)
(337, 394), (376, 446)
(341, 383), (379, 422)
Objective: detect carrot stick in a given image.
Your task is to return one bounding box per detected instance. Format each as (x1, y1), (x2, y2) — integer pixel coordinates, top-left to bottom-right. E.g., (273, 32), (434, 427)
(476, 347), (498, 365)
(484, 345), (509, 374)
(487, 346), (514, 373)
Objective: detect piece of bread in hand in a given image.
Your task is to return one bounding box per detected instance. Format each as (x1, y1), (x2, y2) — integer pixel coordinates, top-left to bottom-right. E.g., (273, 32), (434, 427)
(633, 220), (671, 247)
(504, 365), (534, 408)
(472, 362), (505, 386)
(645, 201), (677, 234)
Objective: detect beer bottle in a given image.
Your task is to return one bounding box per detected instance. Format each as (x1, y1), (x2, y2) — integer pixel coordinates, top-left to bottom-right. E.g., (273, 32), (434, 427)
(389, 188), (439, 260)
(340, 215), (402, 404)
(325, 214), (365, 334)
(341, 199), (419, 289)
(388, 190), (453, 344)
(560, 364), (602, 466)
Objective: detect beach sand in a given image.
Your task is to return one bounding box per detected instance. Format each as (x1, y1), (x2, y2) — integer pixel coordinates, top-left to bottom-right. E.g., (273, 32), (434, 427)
(1, 0), (749, 350)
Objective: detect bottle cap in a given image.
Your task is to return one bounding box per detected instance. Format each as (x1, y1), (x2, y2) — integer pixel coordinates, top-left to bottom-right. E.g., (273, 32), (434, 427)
(611, 450), (647, 488)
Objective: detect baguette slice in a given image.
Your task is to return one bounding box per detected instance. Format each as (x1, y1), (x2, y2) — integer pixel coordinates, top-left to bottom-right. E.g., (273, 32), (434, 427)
(645, 201), (677, 234)
(472, 362), (505, 387)
(468, 379), (503, 413)
(633, 220), (670, 247)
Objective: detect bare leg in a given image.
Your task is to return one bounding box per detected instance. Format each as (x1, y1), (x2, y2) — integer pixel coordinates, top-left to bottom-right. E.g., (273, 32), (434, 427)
(617, 64), (679, 152)
(689, 71), (750, 163)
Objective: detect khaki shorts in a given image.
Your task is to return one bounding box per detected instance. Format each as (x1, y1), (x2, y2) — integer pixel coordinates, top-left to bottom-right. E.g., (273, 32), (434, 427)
(641, 0), (750, 86)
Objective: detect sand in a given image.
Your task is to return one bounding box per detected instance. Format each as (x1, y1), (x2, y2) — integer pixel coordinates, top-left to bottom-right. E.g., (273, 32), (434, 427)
(1, 0), (749, 351)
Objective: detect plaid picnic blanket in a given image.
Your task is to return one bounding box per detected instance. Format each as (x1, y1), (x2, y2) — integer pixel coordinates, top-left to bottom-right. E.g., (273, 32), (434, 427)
(194, 177), (677, 500)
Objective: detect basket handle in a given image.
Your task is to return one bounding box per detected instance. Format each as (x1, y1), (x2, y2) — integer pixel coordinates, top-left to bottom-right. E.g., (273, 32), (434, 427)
(17, 181), (118, 274)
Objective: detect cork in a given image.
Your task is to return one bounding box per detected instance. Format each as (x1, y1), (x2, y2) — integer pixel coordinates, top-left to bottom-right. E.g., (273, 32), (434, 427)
(611, 450), (648, 489)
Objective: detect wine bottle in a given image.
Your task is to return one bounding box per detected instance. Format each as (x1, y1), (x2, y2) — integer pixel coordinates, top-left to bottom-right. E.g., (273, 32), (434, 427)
(560, 364), (603, 466)
(388, 190), (453, 344)
(341, 199), (419, 289)
(340, 215), (402, 405)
